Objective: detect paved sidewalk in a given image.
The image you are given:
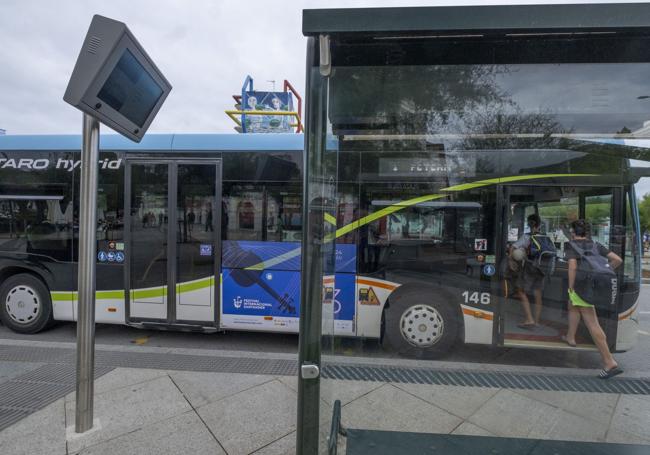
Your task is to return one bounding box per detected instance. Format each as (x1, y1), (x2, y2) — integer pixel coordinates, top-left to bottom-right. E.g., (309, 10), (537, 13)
(1, 342), (650, 454)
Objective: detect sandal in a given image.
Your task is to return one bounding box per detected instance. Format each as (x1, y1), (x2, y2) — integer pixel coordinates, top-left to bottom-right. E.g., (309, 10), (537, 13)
(517, 322), (537, 330)
(561, 335), (577, 347)
(598, 366), (623, 380)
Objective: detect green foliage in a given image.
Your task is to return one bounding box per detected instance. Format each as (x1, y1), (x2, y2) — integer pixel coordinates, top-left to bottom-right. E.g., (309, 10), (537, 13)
(639, 193), (650, 233)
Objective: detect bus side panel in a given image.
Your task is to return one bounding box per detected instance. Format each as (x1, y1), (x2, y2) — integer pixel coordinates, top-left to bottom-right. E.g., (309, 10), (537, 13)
(0, 150), (78, 322)
(355, 276), (399, 338)
(616, 311), (639, 352)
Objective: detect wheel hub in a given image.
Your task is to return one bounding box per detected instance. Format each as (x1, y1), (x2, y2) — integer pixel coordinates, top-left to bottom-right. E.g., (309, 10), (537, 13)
(5, 285), (40, 324)
(399, 304), (444, 348)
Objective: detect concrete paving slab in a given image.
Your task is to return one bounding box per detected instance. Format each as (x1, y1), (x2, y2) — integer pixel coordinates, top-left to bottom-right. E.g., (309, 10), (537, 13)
(197, 379), (297, 455)
(280, 376), (384, 406)
(451, 421), (496, 437)
(605, 427), (650, 445)
(72, 411), (225, 455)
(526, 405), (609, 442)
(609, 394), (650, 440)
(340, 383), (462, 434)
(249, 431), (295, 455)
(246, 417), (343, 454)
(0, 360), (44, 382)
(516, 389), (619, 425)
(169, 370), (273, 408)
(394, 383), (499, 419)
(468, 389), (608, 442)
(87, 368), (168, 396)
(65, 375), (191, 453)
(0, 399), (66, 455)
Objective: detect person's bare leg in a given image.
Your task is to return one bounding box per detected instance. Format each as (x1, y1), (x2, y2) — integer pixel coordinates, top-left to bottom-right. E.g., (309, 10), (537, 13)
(565, 302), (580, 345)
(517, 290), (535, 325)
(580, 307), (617, 370)
(533, 288), (543, 324)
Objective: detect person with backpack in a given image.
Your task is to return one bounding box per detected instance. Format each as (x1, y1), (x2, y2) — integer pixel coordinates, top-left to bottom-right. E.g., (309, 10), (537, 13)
(564, 219), (623, 379)
(510, 213), (556, 329)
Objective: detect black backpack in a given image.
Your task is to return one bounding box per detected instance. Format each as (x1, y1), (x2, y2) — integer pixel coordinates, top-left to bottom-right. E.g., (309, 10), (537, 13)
(569, 240), (618, 308)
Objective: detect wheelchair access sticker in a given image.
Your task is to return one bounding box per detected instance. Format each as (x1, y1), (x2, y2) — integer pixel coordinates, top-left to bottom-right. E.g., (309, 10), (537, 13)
(483, 264), (496, 276)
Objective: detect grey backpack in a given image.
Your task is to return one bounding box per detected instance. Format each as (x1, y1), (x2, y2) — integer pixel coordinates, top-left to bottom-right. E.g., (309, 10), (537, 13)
(569, 241), (617, 308)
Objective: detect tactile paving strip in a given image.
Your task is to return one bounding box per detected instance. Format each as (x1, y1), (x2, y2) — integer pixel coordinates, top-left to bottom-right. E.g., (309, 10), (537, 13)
(321, 364), (650, 395)
(0, 363), (113, 432)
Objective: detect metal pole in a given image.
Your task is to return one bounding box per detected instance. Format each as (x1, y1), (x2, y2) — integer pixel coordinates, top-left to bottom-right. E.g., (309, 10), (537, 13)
(75, 113), (99, 433)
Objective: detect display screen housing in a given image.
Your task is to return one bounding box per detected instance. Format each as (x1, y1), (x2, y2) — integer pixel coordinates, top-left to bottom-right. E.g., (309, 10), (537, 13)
(97, 49), (163, 128)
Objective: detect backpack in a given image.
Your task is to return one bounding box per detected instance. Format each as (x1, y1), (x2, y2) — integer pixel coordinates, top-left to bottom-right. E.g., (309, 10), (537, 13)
(527, 234), (557, 276)
(569, 240), (618, 309)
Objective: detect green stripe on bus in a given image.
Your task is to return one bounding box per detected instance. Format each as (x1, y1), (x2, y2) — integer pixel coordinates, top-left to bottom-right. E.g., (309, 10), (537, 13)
(176, 277), (213, 294)
(51, 290), (125, 301)
(243, 172), (599, 271)
(245, 247), (302, 271)
(324, 212), (337, 226)
(131, 287), (167, 299)
(51, 292), (73, 302)
(333, 193), (445, 239)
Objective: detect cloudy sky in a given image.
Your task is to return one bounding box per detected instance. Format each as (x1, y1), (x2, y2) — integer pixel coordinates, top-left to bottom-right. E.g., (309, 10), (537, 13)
(1, 0), (650, 193)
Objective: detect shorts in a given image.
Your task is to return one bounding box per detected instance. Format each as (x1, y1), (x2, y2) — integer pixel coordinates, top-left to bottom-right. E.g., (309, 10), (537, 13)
(514, 267), (545, 293)
(568, 289), (594, 308)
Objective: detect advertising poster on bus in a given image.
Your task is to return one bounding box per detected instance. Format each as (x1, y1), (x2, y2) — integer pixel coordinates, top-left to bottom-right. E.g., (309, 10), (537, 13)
(221, 240), (356, 333)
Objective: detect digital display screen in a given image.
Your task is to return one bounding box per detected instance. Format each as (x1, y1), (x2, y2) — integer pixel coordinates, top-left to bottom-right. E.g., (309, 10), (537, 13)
(97, 49), (163, 128)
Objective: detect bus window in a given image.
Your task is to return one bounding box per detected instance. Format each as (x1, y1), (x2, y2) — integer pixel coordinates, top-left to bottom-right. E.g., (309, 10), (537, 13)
(223, 184), (263, 241)
(237, 201), (256, 230)
(585, 194), (612, 248)
(624, 191), (638, 282)
(265, 184), (302, 242)
(0, 195), (73, 262)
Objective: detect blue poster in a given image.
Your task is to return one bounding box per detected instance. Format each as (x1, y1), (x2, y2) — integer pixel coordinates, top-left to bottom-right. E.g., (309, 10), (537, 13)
(333, 273), (355, 321)
(223, 241), (356, 274)
(222, 268), (301, 317)
(223, 241), (301, 271)
(335, 244), (357, 273)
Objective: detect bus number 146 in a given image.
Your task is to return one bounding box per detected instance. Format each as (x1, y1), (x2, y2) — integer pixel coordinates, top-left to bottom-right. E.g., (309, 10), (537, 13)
(462, 291), (490, 305)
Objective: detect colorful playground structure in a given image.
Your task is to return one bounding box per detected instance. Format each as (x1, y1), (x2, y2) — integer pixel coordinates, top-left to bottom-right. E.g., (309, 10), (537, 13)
(226, 75), (303, 133)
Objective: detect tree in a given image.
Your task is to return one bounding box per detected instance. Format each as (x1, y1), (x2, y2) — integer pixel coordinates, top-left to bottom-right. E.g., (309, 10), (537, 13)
(638, 193), (650, 233)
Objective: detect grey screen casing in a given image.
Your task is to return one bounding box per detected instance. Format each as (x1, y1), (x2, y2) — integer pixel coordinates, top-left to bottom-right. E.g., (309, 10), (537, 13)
(63, 15), (171, 142)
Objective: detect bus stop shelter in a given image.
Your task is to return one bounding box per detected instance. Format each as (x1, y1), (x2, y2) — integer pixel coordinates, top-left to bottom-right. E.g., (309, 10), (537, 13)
(298, 3), (650, 454)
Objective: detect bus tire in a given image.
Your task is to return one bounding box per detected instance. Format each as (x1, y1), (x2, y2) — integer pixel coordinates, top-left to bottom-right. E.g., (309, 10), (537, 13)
(0, 274), (53, 334)
(383, 289), (459, 358)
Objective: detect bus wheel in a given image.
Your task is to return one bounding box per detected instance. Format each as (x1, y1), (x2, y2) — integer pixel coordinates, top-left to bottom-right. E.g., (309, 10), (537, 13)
(0, 274), (53, 334)
(383, 290), (458, 358)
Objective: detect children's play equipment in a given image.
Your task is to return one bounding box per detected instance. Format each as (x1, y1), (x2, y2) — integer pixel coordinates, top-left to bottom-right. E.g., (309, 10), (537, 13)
(226, 75), (302, 133)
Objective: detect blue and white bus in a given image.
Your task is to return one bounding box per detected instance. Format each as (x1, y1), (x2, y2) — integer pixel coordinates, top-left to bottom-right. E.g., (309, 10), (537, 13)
(0, 133), (642, 356)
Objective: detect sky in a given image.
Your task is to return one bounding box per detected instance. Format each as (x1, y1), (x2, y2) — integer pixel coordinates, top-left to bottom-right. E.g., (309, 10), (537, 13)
(1, 0), (650, 194)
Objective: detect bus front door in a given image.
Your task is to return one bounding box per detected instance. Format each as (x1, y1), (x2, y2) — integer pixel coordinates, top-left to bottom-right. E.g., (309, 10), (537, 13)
(500, 184), (621, 349)
(125, 161), (222, 328)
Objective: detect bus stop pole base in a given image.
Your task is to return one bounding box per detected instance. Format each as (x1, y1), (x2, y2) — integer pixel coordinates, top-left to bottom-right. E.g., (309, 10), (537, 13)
(75, 113), (100, 433)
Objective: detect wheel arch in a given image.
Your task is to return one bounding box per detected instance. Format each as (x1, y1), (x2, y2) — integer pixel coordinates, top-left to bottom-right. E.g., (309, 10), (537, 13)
(0, 266), (51, 291)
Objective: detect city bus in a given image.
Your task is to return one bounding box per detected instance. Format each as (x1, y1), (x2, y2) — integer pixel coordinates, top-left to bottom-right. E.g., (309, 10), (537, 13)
(0, 132), (643, 356)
